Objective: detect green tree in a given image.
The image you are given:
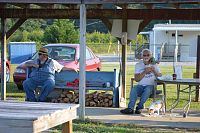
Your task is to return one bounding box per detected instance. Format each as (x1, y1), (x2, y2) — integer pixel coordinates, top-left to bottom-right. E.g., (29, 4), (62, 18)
(28, 30), (44, 42)
(86, 31), (117, 44)
(19, 19), (47, 32)
(43, 19), (79, 43)
(131, 34), (147, 45)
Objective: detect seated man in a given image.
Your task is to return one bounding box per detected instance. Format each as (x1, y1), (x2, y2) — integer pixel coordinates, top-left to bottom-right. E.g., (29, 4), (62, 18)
(23, 47), (78, 102)
(120, 49), (162, 114)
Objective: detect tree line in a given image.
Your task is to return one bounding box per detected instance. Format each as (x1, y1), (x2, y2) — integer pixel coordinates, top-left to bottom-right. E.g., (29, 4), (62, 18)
(6, 19), (147, 50)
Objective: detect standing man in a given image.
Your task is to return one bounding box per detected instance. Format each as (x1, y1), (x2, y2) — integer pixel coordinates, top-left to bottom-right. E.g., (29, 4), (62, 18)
(23, 47), (77, 102)
(120, 49), (162, 114)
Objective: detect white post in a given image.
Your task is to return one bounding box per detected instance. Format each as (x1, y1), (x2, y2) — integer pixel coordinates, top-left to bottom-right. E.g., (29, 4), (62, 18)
(79, 3), (86, 120)
(118, 40), (120, 56)
(173, 30), (178, 70)
(153, 30), (156, 58)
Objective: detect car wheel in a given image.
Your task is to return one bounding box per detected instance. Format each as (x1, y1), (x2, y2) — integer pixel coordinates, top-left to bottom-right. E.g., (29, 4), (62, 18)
(17, 84), (24, 90)
(6, 66), (10, 82)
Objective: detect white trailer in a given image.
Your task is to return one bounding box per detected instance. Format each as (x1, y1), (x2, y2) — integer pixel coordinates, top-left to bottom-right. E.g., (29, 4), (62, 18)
(149, 24), (200, 62)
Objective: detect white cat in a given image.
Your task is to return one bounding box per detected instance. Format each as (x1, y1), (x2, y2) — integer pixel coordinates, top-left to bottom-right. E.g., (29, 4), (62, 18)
(147, 100), (165, 115)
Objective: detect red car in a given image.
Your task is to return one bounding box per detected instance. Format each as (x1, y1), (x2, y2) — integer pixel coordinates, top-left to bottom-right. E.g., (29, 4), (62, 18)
(0, 59), (11, 82)
(13, 44), (102, 90)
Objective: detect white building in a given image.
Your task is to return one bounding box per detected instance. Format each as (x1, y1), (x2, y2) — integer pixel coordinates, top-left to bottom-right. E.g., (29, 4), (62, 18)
(149, 24), (200, 62)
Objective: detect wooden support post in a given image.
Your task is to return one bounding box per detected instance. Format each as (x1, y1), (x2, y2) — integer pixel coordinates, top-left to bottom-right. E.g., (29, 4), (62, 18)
(120, 5), (128, 107)
(195, 35), (200, 102)
(1, 17), (7, 100)
(62, 120), (72, 133)
(79, 3), (86, 120)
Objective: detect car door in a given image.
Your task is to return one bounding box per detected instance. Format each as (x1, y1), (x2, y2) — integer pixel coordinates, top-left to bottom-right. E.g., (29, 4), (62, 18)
(85, 48), (98, 71)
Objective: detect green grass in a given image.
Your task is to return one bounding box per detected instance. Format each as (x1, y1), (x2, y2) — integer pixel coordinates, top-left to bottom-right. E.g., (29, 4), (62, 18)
(6, 64), (25, 100)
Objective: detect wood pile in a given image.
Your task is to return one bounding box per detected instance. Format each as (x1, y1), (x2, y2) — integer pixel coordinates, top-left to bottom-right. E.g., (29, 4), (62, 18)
(51, 90), (113, 107)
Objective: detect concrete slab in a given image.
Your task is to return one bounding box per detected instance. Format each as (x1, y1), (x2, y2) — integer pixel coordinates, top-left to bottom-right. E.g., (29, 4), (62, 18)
(85, 107), (200, 129)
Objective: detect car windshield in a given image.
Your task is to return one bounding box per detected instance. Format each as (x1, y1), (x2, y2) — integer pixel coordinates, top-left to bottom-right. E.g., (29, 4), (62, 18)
(31, 46), (76, 61)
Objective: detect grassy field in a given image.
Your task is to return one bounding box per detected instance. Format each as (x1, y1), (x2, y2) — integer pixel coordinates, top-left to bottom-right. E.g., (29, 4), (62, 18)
(2, 63), (200, 133)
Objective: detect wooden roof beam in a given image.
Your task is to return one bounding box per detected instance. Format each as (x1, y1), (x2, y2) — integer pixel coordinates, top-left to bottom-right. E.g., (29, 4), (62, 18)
(1, 9), (200, 20)
(138, 19), (151, 33)
(100, 18), (112, 32)
(0, 0), (200, 4)
(0, 18), (26, 40)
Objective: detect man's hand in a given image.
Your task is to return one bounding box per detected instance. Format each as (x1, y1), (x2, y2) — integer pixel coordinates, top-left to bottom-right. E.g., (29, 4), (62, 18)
(144, 67), (153, 74)
(25, 62), (39, 68)
(32, 64), (39, 68)
(74, 68), (79, 73)
(62, 67), (79, 73)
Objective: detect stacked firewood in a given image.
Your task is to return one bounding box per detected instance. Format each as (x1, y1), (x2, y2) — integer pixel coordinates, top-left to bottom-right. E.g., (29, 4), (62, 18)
(51, 90), (113, 107)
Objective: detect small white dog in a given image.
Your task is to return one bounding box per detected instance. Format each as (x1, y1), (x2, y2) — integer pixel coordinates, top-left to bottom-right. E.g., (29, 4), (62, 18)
(147, 100), (165, 115)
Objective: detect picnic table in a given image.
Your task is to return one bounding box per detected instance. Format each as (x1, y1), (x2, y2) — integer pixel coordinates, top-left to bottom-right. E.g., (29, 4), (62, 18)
(156, 78), (200, 117)
(0, 101), (79, 133)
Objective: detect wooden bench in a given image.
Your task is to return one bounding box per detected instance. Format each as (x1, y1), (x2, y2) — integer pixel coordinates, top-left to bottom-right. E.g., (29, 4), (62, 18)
(28, 69), (121, 107)
(0, 101), (79, 133)
(54, 69), (121, 107)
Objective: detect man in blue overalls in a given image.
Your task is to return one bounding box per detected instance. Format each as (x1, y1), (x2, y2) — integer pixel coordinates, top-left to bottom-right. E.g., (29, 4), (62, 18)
(23, 47), (77, 102)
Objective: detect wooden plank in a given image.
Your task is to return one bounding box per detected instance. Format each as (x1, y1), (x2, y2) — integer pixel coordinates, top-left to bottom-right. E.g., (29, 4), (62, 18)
(0, 119), (33, 133)
(0, 108), (57, 114)
(0, 108), (77, 120)
(0, 128), (32, 133)
(0, 119), (32, 127)
(55, 86), (114, 91)
(0, 101), (79, 119)
(0, 101), (79, 133)
(0, 101), (79, 109)
(0, 103), (71, 109)
(33, 109), (77, 133)
(62, 120), (72, 133)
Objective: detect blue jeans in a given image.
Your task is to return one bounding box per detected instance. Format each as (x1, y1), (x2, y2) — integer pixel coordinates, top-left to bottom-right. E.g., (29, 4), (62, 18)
(23, 78), (55, 102)
(128, 85), (154, 110)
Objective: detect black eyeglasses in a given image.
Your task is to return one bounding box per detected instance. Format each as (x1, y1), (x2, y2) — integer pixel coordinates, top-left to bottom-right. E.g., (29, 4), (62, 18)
(38, 53), (44, 56)
(143, 54), (150, 57)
